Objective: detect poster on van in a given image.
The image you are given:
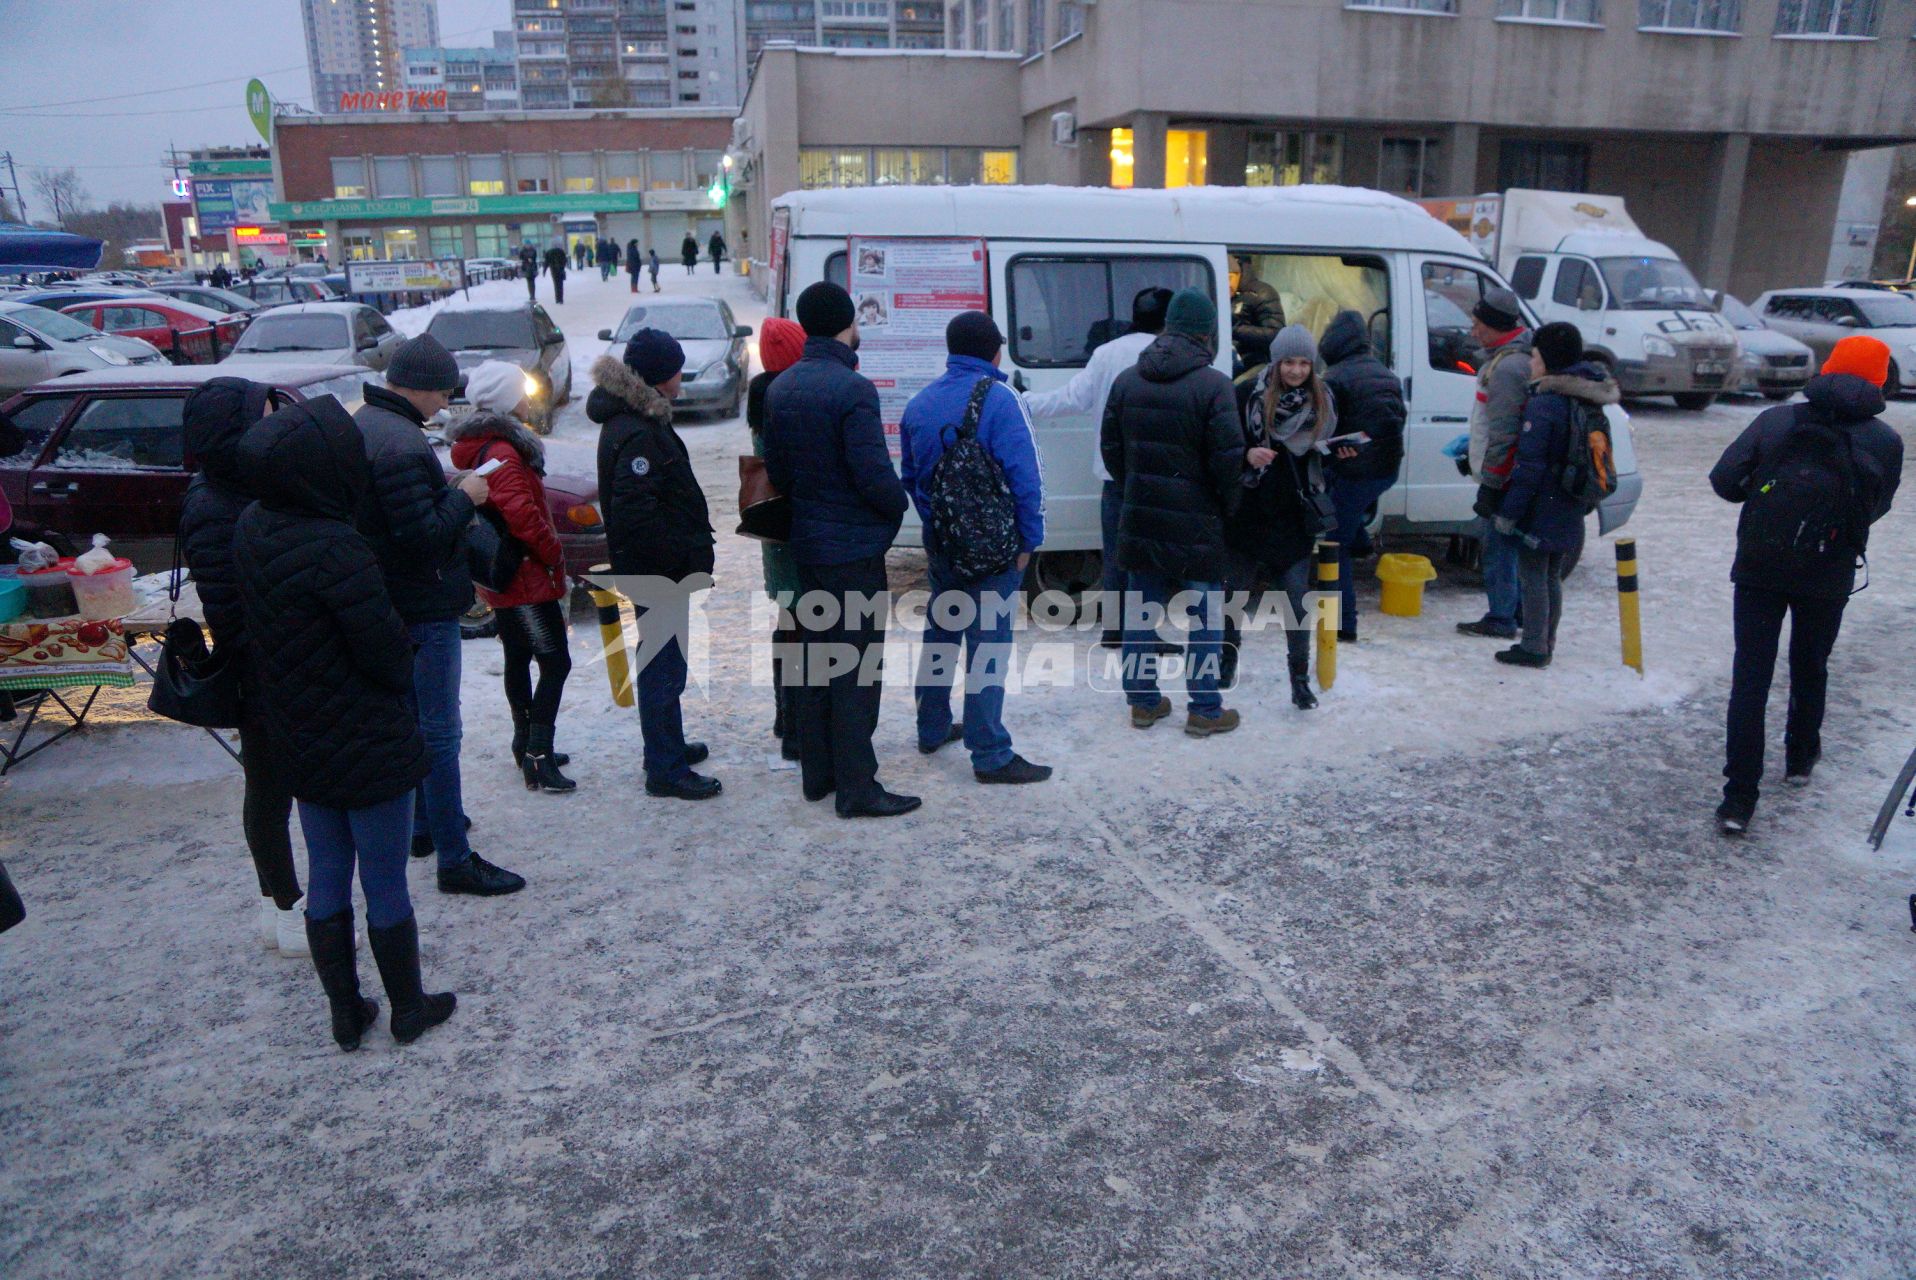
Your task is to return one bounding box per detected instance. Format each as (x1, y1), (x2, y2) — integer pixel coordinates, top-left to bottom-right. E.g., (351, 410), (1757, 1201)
(847, 236), (988, 459)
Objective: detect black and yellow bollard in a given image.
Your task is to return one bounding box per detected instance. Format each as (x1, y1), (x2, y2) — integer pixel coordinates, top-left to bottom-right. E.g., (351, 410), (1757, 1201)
(1315, 540), (1339, 692)
(586, 564), (635, 707)
(1614, 538), (1643, 675)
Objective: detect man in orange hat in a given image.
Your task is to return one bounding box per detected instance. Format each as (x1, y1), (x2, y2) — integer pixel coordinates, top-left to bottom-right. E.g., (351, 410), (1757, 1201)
(1707, 334), (1903, 835)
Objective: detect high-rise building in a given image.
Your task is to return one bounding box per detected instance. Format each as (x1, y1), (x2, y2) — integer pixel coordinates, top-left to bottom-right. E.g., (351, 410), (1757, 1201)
(302, 0), (441, 110)
(745, 1), (946, 60)
(402, 32), (522, 112)
(514, 0), (747, 112)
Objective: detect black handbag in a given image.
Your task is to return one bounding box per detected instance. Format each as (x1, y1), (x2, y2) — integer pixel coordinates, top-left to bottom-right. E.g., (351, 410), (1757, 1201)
(146, 532), (243, 729)
(466, 505), (527, 592)
(0, 859), (22, 934)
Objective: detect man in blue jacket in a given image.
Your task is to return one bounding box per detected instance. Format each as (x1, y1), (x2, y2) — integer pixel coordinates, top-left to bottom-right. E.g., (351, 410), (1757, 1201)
(763, 282), (919, 818)
(900, 312), (1053, 786)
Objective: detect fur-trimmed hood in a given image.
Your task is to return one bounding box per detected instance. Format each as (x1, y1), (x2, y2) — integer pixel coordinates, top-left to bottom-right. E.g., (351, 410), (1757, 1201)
(1532, 366), (1621, 407)
(587, 355), (673, 425)
(445, 410), (544, 472)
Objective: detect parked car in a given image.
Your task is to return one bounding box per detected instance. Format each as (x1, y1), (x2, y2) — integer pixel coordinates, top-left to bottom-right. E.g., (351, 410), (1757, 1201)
(1714, 293), (1815, 401)
(598, 297), (752, 418)
(76, 271), (150, 288)
(0, 299), (167, 398)
(426, 299), (571, 432)
(146, 282), (266, 318)
(463, 257), (516, 283)
(0, 364), (607, 582)
(219, 302), (401, 372)
(58, 297), (248, 366)
(1753, 286), (1916, 394)
(228, 276), (338, 307)
(13, 285), (168, 311)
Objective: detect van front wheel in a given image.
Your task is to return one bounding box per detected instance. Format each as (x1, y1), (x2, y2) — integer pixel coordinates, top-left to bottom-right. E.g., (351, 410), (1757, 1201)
(1026, 550), (1103, 617)
(1672, 392), (1717, 411)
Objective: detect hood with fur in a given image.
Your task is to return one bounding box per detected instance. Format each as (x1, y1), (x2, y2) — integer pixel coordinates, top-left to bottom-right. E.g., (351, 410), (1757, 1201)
(587, 354), (674, 426)
(1532, 365), (1622, 407)
(446, 410), (544, 473)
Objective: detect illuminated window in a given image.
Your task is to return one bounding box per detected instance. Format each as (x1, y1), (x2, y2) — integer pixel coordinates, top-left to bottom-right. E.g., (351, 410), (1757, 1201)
(385, 227), (420, 260)
(1109, 127), (1134, 189)
(1165, 129), (1208, 188)
(981, 150), (1017, 184)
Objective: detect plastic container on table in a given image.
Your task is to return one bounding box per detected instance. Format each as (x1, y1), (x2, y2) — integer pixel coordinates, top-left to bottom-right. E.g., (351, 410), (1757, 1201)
(1375, 553), (1438, 618)
(20, 559), (79, 620)
(0, 575), (25, 624)
(68, 557), (138, 621)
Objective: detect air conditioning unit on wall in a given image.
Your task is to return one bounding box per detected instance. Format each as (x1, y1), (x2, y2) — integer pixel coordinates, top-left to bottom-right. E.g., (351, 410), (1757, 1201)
(1051, 111), (1078, 148)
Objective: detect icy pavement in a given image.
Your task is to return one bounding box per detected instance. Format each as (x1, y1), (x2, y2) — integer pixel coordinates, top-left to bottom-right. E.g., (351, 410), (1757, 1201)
(4, 267), (1915, 1278)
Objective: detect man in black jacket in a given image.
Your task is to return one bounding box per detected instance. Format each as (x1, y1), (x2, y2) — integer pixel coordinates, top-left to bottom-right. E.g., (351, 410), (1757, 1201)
(1102, 287), (1245, 737)
(763, 281), (919, 818)
(518, 242), (539, 301)
(590, 329), (721, 801)
(1708, 335), (1903, 835)
(1229, 256), (1285, 372)
(357, 335), (526, 896)
(544, 243), (568, 305)
(1319, 308), (1408, 641)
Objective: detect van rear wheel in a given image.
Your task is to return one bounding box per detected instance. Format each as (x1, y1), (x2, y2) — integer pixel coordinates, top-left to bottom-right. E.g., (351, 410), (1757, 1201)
(1026, 550), (1102, 618)
(1671, 392), (1717, 411)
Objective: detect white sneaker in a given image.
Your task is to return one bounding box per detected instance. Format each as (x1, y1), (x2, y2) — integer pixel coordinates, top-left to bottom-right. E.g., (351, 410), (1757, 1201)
(275, 897), (311, 958)
(259, 898), (279, 949)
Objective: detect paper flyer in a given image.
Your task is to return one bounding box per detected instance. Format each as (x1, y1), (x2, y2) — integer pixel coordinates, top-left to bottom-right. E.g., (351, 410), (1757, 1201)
(847, 237), (989, 459)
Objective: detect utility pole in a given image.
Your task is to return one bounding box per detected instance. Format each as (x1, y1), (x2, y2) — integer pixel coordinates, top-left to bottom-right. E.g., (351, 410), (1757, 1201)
(0, 151), (25, 222)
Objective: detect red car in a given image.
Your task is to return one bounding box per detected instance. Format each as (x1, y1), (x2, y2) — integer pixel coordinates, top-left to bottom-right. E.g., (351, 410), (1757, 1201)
(59, 297), (249, 366)
(0, 366), (606, 638)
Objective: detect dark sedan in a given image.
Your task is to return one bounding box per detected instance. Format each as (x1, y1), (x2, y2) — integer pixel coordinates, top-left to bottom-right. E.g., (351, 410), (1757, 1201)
(426, 301), (572, 433)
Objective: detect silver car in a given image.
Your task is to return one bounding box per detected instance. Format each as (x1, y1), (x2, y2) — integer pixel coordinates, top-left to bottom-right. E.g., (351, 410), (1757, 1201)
(426, 300), (571, 432)
(1753, 286), (1916, 394)
(0, 299), (167, 398)
(599, 298), (753, 419)
(219, 301), (401, 372)
(1715, 293), (1815, 402)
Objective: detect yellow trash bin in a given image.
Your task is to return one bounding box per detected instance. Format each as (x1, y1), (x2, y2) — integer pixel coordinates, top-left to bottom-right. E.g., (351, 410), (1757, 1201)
(1375, 553), (1437, 618)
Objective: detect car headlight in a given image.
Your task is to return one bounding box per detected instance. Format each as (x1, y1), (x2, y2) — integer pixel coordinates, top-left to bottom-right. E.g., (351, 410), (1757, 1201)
(89, 345), (129, 366)
(703, 361), (727, 382)
(1642, 335), (1677, 359)
(523, 370), (543, 399)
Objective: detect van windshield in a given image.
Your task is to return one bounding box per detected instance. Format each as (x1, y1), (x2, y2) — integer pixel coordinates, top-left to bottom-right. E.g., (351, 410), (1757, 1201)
(1597, 257), (1712, 310)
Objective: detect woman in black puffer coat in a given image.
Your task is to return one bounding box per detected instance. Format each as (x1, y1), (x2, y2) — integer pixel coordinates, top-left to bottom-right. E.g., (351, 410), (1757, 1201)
(178, 378), (307, 957)
(232, 396), (454, 1053)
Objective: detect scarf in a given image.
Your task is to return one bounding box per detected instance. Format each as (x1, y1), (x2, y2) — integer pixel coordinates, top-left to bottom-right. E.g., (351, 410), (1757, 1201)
(1264, 382), (1321, 457)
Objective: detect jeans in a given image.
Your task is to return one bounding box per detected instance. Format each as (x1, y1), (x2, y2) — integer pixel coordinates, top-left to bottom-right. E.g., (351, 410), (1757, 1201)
(1724, 585), (1847, 804)
(1329, 475), (1395, 635)
(793, 555), (890, 804)
(406, 620), (470, 870)
(1478, 516), (1522, 630)
(1123, 571), (1225, 717)
(1222, 557), (1313, 679)
(1517, 547), (1566, 658)
(634, 594), (693, 783)
(298, 792), (415, 930)
(915, 558), (1022, 773)
(1099, 479), (1127, 633)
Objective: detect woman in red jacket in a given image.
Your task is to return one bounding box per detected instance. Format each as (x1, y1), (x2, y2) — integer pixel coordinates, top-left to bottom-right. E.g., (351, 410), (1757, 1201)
(449, 361), (576, 792)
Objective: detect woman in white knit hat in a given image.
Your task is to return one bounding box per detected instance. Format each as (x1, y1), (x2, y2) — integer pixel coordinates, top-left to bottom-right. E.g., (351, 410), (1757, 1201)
(446, 360), (577, 792)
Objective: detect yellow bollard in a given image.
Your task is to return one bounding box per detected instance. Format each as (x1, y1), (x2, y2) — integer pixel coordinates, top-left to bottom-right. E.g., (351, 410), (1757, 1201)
(586, 564), (635, 707)
(1614, 538), (1644, 675)
(1315, 540), (1339, 692)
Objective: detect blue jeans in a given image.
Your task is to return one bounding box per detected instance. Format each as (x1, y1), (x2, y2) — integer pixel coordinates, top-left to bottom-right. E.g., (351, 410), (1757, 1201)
(1329, 475), (1395, 636)
(299, 792), (415, 929)
(1100, 479), (1127, 631)
(915, 559), (1022, 773)
(1477, 516), (1522, 630)
(406, 620), (470, 871)
(635, 597), (692, 783)
(1123, 571), (1225, 717)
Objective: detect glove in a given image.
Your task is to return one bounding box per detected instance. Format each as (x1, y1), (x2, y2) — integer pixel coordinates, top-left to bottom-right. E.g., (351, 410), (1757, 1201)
(1472, 484), (1501, 520)
(1453, 455), (1473, 478)
(1492, 515), (1518, 538)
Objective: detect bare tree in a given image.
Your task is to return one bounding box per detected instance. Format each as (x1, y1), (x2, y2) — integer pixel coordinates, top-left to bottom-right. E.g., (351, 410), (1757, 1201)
(31, 167), (89, 228)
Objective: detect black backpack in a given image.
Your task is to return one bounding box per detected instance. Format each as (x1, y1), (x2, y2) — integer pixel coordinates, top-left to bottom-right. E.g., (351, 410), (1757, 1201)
(1739, 405), (1869, 571)
(1558, 398), (1618, 514)
(925, 378), (1021, 584)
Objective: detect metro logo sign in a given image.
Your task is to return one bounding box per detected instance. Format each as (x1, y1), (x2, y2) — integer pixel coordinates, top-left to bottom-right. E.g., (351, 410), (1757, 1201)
(337, 89), (449, 112)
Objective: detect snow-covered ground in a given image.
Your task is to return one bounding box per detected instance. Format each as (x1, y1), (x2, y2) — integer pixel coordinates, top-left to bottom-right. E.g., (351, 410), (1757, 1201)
(4, 265), (1915, 1277)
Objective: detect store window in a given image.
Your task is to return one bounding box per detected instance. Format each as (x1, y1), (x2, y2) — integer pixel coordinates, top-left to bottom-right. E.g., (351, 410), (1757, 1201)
(1497, 139), (1589, 192)
(1248, 131), (1344, 185)
(474, 224), (509, 258)
(650, 151), (688, 189)
(1109, 128), (1134, 189)
(1378, 137), (1442, 198)
(945, 148), (1017, 185)
(419, 155), (458, 198)
(1773, 0), (1875, 34)
(469, 155), (506, 196)
(332, 157), (368, 200)
(874, 149), (944, 185)
(1166, 129), (1208, 188)
(606, 153), (643, 193)
(373, 157), (414, 199)
(385, 228), (421, 260)
(1008, 254), (1214, 367)
(343, 231), (379, 262)
(428, 226), (463, 260)
(560, 153), (597, 193)
(799, 148), (870, 188)
(1636, 0), (1739, 30)
(1498, 0), (1602, 17)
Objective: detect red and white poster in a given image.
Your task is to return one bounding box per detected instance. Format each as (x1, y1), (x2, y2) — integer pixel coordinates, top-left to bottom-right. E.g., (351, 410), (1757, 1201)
(847, 236), (988, 459)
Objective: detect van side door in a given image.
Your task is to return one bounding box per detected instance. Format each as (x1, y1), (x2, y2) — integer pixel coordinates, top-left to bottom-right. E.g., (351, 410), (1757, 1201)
(1411, 257), (1508, 525)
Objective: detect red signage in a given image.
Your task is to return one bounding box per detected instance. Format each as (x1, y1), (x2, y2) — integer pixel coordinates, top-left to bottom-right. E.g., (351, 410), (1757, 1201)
(337, 89), (448, 112)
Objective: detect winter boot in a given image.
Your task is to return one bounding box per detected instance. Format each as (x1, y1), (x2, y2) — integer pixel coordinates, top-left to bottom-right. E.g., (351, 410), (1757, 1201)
(1288, 655), (1318, 710)
(521, 722), (577, 793)
(510, 703), (568, 770)
(367, 914), (456, 1045)
(306, 910), (379, 1053)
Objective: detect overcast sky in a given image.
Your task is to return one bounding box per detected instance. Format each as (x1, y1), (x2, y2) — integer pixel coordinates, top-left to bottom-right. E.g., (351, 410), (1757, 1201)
(0, 0), (505, 214)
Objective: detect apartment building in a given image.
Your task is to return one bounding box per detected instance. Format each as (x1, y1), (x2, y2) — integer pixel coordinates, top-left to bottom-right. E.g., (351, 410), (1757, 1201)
(514, 0), (748, 111)
(301, 0), (440, 109)
(402, 33), (523, 112)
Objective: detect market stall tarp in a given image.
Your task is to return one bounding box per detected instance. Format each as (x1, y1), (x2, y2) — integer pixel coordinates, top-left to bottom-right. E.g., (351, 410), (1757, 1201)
(0, 222), (104, 273)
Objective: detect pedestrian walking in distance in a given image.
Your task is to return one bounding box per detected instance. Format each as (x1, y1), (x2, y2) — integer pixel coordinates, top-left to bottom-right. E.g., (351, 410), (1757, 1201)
(178, 378), (308, 957)
(518, 242), (539, 302)
(591, 329), (722, 801)
(1493, 322), (1615, 670)
(232, 396), (455, 1052)
(900, 311), (1052, 785)
(1709, 333), (1903, 835)
(1026, 285), (1172, 647)
(597, 237), (618, 283)
(544, 243), (568, 305)
(764, 281), (920, 817)
(572, 240), (588, 273)
(356, 335), (527, 897)
(648, 248), (662, 293)
(709, 230), (727, 276)
(449, 361), (577, 794)
(746, 316), (809, 764)
(1319, 308), (1407, 642)
(626, 237), (643, 294)
(1459, 286), (1534, 640)
(681, 231), (699, 276)
(1103, 287), (1246, 737)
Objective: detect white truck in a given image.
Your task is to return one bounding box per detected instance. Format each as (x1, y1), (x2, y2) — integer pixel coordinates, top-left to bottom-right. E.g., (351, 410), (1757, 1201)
(1421, 189), (1738, 409)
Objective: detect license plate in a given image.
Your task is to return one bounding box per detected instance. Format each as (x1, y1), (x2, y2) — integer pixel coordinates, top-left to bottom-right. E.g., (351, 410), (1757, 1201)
(1694, 361), (1728, 377)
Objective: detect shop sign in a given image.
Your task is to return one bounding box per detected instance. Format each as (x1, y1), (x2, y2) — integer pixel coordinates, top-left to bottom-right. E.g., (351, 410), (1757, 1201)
(643, 189), (723, 213)
(188, 158), (273, 177)
(346, 257), (465, 293)
(271, 192), (640, 222)
(234, 226), (289, 247)
(337, 89), (449, 112)
(195, 178), (277, 231)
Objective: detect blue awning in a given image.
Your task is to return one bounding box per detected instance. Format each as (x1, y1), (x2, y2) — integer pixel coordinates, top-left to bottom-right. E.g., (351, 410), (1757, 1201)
(0, 222), (105, 273)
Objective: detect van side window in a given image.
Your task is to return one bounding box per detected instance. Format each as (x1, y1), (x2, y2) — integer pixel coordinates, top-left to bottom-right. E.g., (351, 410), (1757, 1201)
(1007, 255), (1212, 368)
(1551, 260), (1592, 309)
(825, 250), (848, 291)
(1509, 256), (1545, 301)
(1422, 260), (1504, 375)
(1231, 251), (1391, 370)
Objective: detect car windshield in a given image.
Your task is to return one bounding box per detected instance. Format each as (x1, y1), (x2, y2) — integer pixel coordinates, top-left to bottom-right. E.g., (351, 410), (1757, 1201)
(1597, 257), (1713, 310)
(613, 304), (728, 342)
(1857, 295), (1916, 327)
(235, 314), (348, 352)
(1716, 295), (1762, 329)
(14, 307), (105, 343)
(301, 371), (373, 408)
(428, 309), (536, 350)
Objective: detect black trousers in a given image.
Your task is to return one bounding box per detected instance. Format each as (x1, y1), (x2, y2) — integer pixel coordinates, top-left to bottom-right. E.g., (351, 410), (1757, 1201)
(794, 555), (889, 805)
(1724, 584), (1847, 803)
(237, 717), (301, 909)
(496, 599), (572, 727)
(549, 272), (565, 304)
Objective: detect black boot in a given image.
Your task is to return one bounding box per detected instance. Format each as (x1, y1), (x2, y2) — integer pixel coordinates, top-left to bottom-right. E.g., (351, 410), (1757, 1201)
(367, 914), (456, 1045)
(306, 910), (378, 1052)
(521, 722), (577, 792)
(510, 703), (568, 770)
(1289, 656), (1318, 710)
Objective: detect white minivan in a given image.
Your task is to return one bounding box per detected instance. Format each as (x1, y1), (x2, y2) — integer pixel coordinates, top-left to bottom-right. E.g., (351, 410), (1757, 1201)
(766, 185), (1641, 591)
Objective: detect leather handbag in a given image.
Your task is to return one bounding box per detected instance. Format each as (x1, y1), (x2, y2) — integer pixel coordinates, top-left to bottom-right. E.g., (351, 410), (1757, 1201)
(0, 859), (22, 934)
(467, 505), (527, 592)
(736, 454), (793, 544)
(146, 532), (243, 730)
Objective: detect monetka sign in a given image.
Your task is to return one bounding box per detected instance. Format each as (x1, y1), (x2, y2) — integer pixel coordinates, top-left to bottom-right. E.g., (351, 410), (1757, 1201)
(846, 237), (989, 460)
(337, 89), (448, 112)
